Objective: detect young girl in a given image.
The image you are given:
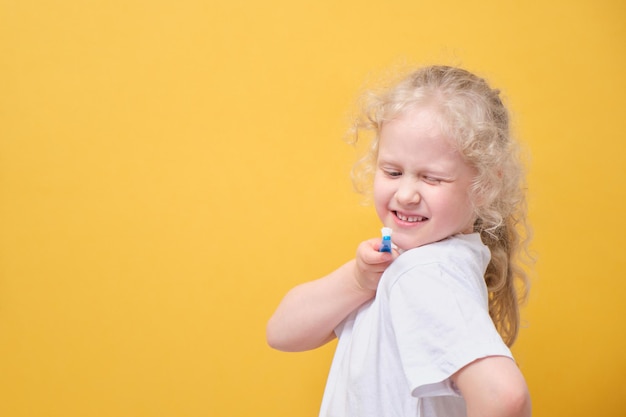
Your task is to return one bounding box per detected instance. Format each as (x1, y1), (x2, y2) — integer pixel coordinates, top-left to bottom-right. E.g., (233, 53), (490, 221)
(267, 65), (532, 417)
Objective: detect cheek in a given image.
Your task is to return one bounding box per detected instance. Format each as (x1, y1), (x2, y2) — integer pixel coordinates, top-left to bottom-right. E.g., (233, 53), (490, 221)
(372, 178), (389, 213)
(448, 194), (476, 225)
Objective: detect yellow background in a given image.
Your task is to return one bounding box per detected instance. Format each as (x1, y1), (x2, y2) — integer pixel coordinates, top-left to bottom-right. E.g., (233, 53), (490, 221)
(1, 1), (624, 416)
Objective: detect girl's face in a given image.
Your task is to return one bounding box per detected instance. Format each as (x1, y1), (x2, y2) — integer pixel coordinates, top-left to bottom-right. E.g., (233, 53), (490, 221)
(373, 105), (477, 251)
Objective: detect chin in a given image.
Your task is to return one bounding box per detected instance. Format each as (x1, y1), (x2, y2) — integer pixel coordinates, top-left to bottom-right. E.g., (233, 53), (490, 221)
(395, 235), (442, 252)
(395, 239), (426, 252)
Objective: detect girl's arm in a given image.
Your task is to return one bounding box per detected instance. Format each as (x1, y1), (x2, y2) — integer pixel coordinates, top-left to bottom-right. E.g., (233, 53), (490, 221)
(452, 356), (532, 417)
(266, 238), (396, 352)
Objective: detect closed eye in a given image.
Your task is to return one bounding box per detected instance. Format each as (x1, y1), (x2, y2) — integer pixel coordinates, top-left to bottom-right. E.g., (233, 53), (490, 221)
(422, 176), (442, 184)
(384, 169), (402, 178)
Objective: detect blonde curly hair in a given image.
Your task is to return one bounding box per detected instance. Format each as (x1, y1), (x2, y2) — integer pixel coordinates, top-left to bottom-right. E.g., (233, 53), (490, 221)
(349, 65), (531, 347)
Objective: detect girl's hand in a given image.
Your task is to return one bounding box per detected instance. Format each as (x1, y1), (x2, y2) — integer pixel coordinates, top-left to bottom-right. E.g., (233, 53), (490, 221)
(353, 238), (399, 292)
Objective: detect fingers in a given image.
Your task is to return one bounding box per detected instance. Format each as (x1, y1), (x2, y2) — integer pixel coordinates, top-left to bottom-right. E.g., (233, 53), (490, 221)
(358, 238), (395, 269)
(353, 237), (400, 291)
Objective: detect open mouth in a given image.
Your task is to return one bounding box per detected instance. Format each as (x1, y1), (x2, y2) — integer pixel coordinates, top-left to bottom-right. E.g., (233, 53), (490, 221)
(394, 211), (428, 223)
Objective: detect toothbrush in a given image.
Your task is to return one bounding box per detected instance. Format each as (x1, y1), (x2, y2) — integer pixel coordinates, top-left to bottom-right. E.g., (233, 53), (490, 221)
(379, 227), (392, 253)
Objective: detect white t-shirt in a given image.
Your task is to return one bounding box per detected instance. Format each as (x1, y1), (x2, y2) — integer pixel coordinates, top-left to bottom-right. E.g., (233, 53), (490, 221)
(319, 233), (513, 417)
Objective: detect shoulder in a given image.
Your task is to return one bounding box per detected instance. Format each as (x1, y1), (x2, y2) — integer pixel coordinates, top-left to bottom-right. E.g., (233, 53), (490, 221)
(387, 233), (490, 282)
(406, 233), (489, 263)
(377, 233), (491, 309)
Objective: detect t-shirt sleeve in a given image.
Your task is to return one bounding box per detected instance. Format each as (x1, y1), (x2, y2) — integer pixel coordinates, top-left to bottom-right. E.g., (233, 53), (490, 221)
(388, 262), (512, 398)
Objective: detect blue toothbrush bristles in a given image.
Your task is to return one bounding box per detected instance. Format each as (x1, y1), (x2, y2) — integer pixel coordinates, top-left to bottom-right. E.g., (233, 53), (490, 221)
(379, 227), (392, 253)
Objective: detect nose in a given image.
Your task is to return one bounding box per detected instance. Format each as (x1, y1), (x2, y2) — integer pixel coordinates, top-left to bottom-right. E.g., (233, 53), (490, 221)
(395, 179), (421, 206)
